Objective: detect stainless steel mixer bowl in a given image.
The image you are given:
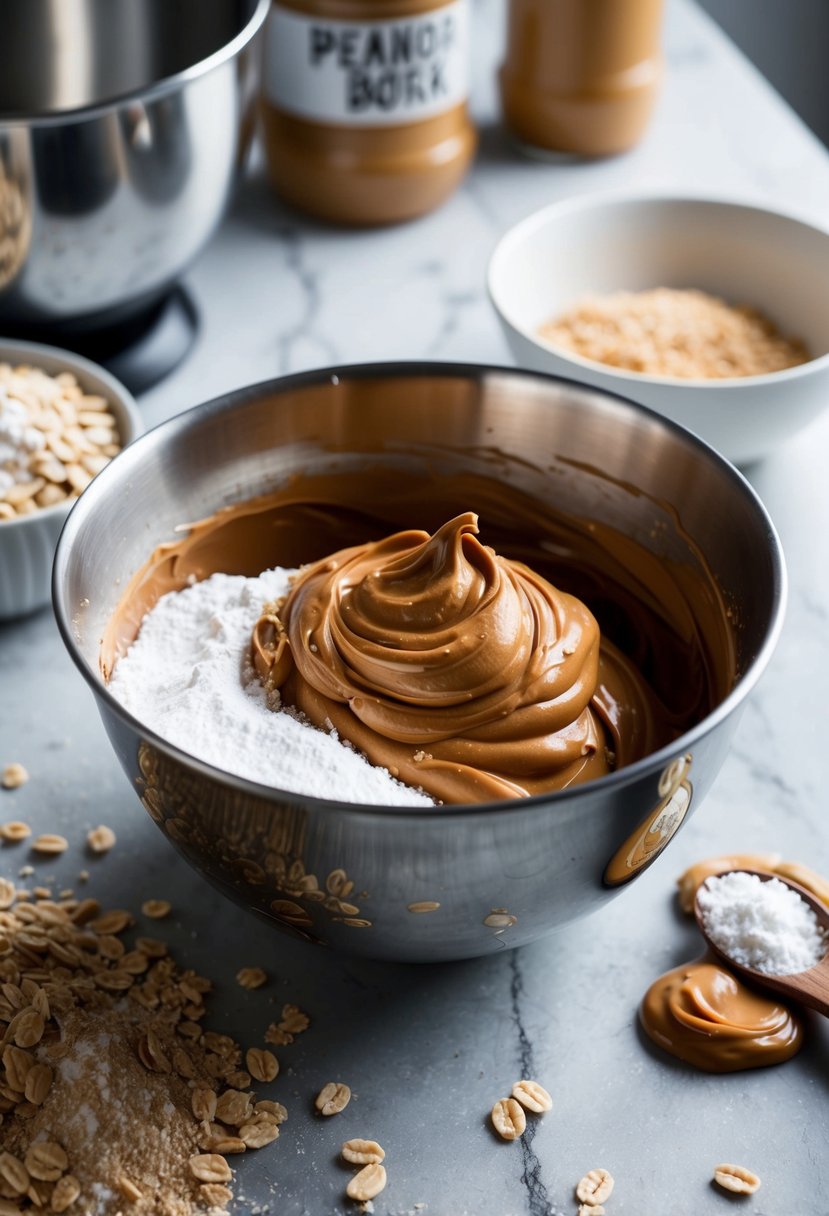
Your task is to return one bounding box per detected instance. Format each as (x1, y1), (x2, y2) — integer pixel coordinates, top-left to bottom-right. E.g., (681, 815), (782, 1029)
(0, 0), (268, 327)
(53, 365), (786, 962)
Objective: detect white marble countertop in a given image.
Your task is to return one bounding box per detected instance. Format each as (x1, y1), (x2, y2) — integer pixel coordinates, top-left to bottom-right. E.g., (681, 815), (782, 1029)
(2, 1), (829, 1212)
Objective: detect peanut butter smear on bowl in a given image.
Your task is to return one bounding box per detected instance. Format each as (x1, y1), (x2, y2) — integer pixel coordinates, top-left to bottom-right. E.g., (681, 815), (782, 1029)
(252, 512), (669, 804)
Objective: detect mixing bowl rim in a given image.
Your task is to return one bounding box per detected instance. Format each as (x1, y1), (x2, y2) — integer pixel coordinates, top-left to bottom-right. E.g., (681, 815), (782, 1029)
(0, 336), (142, 529)
(0, 0), (270, 127)
(52, 359), (788, 820)
(487, 188), (829, 389)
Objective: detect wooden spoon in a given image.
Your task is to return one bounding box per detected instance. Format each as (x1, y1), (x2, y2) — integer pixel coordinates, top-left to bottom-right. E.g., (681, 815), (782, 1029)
(694, 868), (829, 1017)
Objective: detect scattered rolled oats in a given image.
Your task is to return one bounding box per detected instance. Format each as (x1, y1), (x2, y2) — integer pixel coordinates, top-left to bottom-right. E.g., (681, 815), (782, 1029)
(239, 1119), (280, 1149)
(214, 1088), (253, 1127)
(50, 1175), (81, 1212)
(1, 820), (31, 842)
(0, 882), (287, 1216)
(1, 764), (28, 790)
(342, 1140), (385, 1165)
(346, 1163), (387, 1203)
(713, 1164), (761, 1195)
(10, 1008), (45, 1048)
(264, 1022), (293, 1046)
(0, 877), (15, 909)
(576, 1169), (614, 1206)
(188, 1155), (233, 1184)
(203, 1135), (246, 1155)
(141, 899), (171, 919)
(0, 1151), (29, 1194)
(31, 987), (50, 1021)
(511, 1079), (553, 1114)
(578, 1206), (604, 1216)
(86, 825), (116, 854)
(199, 1183), (233, 1208)
(236, 966), (268, 989)
(89, 909), (133, 934)
(24, 1141), (68, 1181)
(116, 1176), (143, 1203)
(279, 1003), (310, 1034)
(137, 1028), (172, 1074)
(120, 950), (150, 975)
(135, 935), (167, 957)
(3, 1044), (32, 1090)
(315, 1081), (351, 1116)
(31, 833), (68, 855)
(255, 1099), (288, 1124)
(192, 1088), (218, 1122)
(491, 1098), (526, 1141)
(246, 1047), (279, 1083)
(23, 1062), (52, 1105)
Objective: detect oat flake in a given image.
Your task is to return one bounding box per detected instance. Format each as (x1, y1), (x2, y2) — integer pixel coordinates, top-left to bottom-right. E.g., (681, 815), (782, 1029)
(0, 886), (287, 1215)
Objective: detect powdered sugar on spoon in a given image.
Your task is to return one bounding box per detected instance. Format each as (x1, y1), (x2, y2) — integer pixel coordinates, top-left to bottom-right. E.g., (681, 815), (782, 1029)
(694, 869), (829, 1018)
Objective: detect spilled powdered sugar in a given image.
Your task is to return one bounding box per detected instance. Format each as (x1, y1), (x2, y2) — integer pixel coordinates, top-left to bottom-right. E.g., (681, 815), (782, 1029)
(108, 569), (434, 806)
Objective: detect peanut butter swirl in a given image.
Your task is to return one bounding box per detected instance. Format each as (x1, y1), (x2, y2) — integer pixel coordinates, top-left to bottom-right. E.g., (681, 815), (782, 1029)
(252, 512), (665, 804)
(640, 956), (803, 1072)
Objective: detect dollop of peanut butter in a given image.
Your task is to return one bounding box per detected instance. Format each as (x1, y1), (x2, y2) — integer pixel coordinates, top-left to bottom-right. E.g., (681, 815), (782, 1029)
(252, 512), (665, 804)
(640, 956), (803, 1072)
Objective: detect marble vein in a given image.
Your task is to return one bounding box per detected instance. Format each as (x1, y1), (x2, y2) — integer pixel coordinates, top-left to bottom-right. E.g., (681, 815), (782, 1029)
(509, 953), (552, 1216)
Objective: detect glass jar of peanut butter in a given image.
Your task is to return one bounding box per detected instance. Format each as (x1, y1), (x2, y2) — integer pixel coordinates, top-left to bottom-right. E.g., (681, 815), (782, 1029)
(499, 0), (664, 157)
(260, 0), (476, 225)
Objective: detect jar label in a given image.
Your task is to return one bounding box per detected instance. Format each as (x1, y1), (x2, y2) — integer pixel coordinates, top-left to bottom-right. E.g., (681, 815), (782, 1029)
(264, 2), (470, 126)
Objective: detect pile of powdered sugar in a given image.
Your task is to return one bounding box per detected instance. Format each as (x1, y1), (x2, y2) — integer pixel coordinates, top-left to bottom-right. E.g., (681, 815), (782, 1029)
(0, 384), (47, 497)
(697, 870), (826, 976)
(108, 569), (434, 806)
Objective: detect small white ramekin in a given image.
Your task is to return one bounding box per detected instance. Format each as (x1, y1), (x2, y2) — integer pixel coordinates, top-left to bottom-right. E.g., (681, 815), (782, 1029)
(0, 339), (142, 620)
(488, 192), (829, 465)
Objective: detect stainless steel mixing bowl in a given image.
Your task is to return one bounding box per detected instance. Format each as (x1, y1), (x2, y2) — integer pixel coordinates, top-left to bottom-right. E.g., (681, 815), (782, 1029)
(53, 365), (786, 962)
(0, 0), (268, 328)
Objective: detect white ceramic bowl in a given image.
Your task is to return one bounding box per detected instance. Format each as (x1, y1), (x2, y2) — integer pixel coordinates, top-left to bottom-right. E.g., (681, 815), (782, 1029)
(488, 193), (829, 465)
(0, 339), (141, 620)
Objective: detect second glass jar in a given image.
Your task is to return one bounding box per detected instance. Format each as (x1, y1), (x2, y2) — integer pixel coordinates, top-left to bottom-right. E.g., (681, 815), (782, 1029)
(500, 0), (664, 158)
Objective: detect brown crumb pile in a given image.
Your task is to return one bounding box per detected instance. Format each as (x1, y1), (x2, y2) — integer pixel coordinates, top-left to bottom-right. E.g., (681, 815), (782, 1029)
(538, 288), (810, 378)
(0, 889), (286, 1216)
